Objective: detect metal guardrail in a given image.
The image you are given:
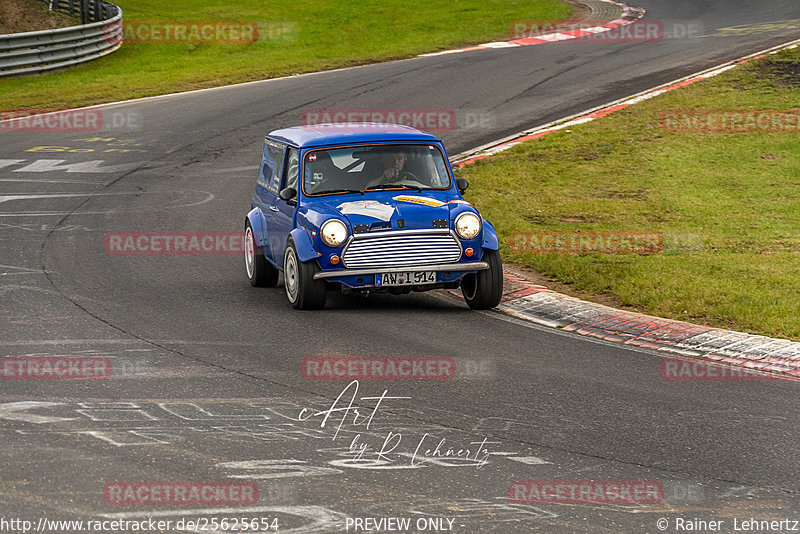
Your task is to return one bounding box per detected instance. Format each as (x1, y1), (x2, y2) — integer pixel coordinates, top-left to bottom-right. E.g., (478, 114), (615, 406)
(0, 0), (123, 78)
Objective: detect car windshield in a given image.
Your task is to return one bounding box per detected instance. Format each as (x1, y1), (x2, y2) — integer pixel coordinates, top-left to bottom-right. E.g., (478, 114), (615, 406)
(303, 144), (451, 195)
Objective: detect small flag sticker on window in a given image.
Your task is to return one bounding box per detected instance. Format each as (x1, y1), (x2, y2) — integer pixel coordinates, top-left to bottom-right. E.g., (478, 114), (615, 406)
(309, 153), (317, 161)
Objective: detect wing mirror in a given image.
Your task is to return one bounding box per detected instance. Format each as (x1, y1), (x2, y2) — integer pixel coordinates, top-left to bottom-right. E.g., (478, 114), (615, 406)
(279, 187), (297, 206)
(456, 178), (469, 193)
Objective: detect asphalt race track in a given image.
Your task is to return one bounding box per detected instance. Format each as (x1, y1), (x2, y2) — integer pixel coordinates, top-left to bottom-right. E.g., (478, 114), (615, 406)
(2, 0), (800, 532)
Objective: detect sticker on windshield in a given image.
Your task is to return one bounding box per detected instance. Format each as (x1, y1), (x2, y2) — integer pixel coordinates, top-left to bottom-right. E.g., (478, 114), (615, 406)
(392, 195), (445, 207)
(337, 200), (395, 221)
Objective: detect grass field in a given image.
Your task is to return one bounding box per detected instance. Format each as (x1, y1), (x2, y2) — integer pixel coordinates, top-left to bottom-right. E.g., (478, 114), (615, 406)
(0, 0), (570, 110)
(457, 48), (800, 340)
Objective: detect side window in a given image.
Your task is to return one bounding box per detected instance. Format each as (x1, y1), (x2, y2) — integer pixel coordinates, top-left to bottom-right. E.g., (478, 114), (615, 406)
(259, 140), (286, 193)
(284, 148), (299, 192)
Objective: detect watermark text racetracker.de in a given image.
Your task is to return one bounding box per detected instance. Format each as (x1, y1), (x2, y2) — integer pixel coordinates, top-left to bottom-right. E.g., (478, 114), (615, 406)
(660, 357), (800, 381)
(303, 108), (455, 132)
(0, 109), (142, 133)
(509, 19), (703, 42)
(103, 19), (298, 45)
(104, 231), (245, 255)
(302, 356), (494, 381)
(301, 108), (495, 132)
(1, 357), (111, 380)
(0, 516), (279, 533)
(302, 357), (456, 380)
(510, 480), (663, 505)
(661, 109), (800, 133)
(510, 230), (663, 255)
(104, 481), (258, 506)
(509, 230), (704, 255)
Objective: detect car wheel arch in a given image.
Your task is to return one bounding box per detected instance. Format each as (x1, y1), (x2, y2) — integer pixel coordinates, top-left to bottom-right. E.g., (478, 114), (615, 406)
(245, 207), (268, 248)
(289, 227), (319, 263)
(482, 219), (499, 250)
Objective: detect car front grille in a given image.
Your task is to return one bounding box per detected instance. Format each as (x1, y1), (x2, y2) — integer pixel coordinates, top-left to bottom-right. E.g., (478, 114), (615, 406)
(342, 230), (462, 269)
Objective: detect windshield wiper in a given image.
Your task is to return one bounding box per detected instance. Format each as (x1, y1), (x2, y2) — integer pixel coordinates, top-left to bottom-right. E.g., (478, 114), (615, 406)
(314, 189), (364, 195)
(364, 184), (422, 191)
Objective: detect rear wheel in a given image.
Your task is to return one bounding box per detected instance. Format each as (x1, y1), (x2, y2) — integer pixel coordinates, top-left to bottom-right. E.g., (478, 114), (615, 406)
(462, 249), (503, 310)
(245, 221), (279, 287)
(284, 238), (327, 310)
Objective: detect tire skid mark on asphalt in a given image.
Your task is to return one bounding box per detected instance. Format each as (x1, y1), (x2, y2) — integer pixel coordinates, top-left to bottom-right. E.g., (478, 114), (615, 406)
(452, 40), (800, 167)
(419, 0), (645, 58)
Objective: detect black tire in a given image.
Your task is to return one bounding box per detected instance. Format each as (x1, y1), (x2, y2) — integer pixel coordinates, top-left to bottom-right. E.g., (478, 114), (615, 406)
(283, 238), (327, 310)
(245, 221), (279, 287)
(461, 249), (503, 310)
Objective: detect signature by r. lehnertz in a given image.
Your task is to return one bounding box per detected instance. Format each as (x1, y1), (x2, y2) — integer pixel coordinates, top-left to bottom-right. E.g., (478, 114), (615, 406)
(298, 380), (497, 468)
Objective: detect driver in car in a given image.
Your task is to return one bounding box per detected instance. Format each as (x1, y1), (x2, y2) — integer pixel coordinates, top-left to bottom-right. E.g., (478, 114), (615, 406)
(366, 150), (408, 188)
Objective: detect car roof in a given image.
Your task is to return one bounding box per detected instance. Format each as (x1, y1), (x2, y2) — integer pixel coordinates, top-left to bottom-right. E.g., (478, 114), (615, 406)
(266, 122), (441, 148)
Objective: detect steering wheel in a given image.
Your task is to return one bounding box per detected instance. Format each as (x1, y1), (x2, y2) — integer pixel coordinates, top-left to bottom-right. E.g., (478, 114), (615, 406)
(398, 170), (420, 182)
(372, 170), (423, 188)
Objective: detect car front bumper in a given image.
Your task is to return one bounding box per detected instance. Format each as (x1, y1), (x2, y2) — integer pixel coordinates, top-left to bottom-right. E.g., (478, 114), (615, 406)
(313, 261), (489, 280)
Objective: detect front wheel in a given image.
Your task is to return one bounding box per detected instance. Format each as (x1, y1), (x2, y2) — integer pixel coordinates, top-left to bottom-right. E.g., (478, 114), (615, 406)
(245, 221), (279, 287)
(461, 249), (503, 310)
(284, 238), (327, 310)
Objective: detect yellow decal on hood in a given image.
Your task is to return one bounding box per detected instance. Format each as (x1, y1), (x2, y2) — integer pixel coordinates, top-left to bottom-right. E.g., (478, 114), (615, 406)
(392, 195), (445, 207)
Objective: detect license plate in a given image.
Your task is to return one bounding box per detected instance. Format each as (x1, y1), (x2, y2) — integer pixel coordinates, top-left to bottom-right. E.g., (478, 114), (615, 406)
(377, 271), (436, 286)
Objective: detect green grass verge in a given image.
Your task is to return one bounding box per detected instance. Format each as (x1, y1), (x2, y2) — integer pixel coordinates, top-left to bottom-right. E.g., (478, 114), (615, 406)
(457, 48), (800, 340)
(0, 0), (570, 110)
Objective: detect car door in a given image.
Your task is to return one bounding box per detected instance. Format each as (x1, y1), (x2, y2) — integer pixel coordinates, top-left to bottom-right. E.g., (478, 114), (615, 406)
(268, 146), (299, 265)
(258, 139), (286, 265)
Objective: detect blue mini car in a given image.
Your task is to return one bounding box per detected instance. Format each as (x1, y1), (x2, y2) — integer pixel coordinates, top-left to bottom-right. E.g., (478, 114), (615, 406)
(244, 123), (503, 310)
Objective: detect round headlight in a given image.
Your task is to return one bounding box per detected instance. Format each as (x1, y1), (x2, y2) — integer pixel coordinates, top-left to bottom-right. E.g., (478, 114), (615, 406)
(320, 219), (348, 247)
(455, 212), (481, 240)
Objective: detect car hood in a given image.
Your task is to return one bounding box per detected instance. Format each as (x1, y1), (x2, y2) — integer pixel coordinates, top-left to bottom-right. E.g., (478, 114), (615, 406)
(319, 193), (465, 231)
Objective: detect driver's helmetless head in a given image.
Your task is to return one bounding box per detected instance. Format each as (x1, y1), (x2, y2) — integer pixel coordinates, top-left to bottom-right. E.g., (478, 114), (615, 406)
(382, 151), (407, 170)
